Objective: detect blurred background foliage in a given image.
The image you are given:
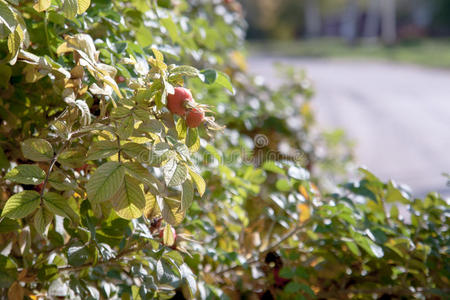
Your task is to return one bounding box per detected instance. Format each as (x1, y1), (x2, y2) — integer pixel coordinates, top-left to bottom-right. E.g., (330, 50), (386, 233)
(241, 0), (450, 40)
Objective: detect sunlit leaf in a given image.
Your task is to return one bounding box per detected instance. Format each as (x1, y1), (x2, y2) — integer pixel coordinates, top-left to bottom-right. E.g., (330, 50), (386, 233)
(86, 162), (124, 203)
(1, 191), (40, 219)
(111, 175), (145, 220)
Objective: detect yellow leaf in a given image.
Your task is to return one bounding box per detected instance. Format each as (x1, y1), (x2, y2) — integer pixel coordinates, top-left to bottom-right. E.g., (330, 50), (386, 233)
(163, 224), (175, 246)
(77, 0), (90, 14)
(144, 192), (159, 218)
(188, 169), (205, 197)
(151, 47), (167, 71)
(56, 42), (73, 56)
(33, 0), (51, 12)
(7, 29), (21, 64)
(299, 185), (309, 200)
(230, 51), (247, 71)
(297, 203), (310, 224)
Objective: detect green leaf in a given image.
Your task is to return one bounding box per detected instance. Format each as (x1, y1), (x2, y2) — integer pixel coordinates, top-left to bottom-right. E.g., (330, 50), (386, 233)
(122, 142), (149, 162)
(186, 128), (200, 152)
(205, 144), (222, 163)
(262, 160), (286, 175)
(284, 281), (301, 293)
(77, 0), (90, 14)
(138, 119), (165, 135)
(57, 148), (86, 168)
(345, 241), (361, 256)
(200, 69), (235, 94)
(151, 47), (166, 69)
(86, 140), (119, 160)
(86, 162), (125, 203)
(117, 116), (134, 140)
(181, 180), (194, 211)
(188, 169), (205, 196)
(200, 69), (217, 84)
(21, 138), (54, 162)
(170, 65), (199, 77)
(62, 0), (78, 19)
(33, 0), (51, 12)
(276, 178), (292, 192)
(176, 118), (187, 139)
(34, 207), (54, 236)
(0, 218), (20, 233)
(0, 0), (17, 32)
(0, 65), (11, 89)
(5, 165), (45, 185)
(162, 159), (187, 187)
(123, 161), (161, 195)
(48, 171), (77, 191)
(111, 175), (145, 220)
(7, 28), (22, 64)
(67, 242), (89, 266)
(37, 264), (58, 282)
(161, 17), (179, 43)
(279, 267), (295, 279)
(43, 192), (75, 219)
(1, 191), (40, 219)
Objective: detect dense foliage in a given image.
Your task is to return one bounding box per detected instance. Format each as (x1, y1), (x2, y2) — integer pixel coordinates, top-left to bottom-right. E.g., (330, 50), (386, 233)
(0, 1), (448, 299)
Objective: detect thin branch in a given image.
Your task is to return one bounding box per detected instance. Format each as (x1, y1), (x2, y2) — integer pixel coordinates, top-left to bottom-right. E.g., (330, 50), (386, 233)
(39, 141), (70, 202)
(215, 220), (312, 276)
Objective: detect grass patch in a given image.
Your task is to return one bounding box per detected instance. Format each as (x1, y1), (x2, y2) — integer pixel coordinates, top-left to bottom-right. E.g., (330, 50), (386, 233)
(248, 38), (450, 69)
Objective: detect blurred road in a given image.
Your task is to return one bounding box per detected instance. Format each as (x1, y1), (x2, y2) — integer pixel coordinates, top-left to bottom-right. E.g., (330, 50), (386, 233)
(248, 56), (450, 197)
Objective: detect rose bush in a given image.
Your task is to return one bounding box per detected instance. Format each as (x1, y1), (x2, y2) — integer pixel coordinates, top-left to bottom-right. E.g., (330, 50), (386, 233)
(0, 0), (448, 299)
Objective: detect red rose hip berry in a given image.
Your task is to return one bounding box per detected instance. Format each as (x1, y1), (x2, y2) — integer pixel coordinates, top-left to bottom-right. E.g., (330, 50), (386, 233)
(167, 87), (193, 116)
(186, 108), (205, 128)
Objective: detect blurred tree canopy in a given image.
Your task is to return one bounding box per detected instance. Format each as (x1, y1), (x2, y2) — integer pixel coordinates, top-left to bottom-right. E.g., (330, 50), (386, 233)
(240, 0), (450, 40)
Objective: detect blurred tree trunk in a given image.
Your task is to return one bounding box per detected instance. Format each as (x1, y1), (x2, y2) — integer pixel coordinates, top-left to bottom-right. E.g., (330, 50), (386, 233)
(340, 0), (358, 43)
(304, 0), (321, 37)
(380, 0), (396, 44)
(363, 0), (380, 39)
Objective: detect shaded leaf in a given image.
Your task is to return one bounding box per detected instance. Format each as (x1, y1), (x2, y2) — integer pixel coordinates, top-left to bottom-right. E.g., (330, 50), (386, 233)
(21, 138), (53, 162)
(43, 192), (76, 219)
(181, 179), (194, 211)
(5, 165), (45, 185)
(34, 207), (53, 236)
(86, 140), (119, 160)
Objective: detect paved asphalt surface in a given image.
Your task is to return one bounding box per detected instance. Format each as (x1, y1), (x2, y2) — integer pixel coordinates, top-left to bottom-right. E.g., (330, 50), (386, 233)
(248, 56), (450, 197)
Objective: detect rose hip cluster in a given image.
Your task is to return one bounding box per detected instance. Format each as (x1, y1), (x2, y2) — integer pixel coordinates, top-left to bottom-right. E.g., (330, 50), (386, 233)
(167, 87), (206, 128)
